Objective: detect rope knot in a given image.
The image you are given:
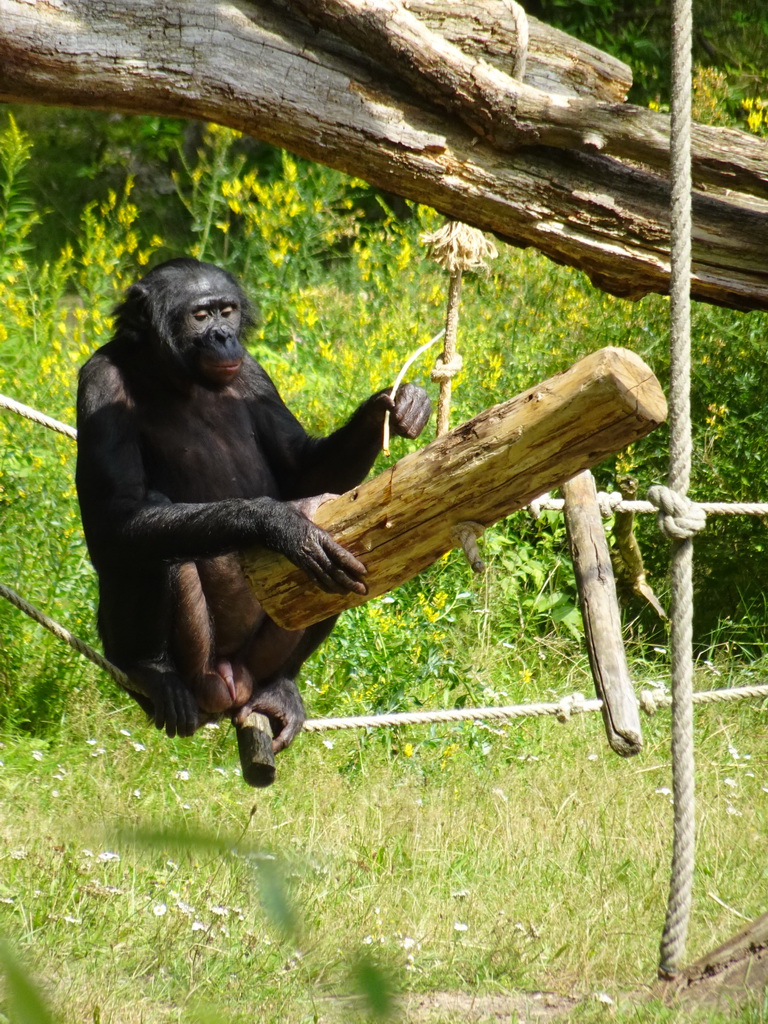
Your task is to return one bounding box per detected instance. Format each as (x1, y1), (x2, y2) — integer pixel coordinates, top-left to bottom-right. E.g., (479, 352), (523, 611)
(431, 353), (463, 383)
(596, 490), (622, 518)
(556, 692), (586, 722)
(647, 485), (706, 540)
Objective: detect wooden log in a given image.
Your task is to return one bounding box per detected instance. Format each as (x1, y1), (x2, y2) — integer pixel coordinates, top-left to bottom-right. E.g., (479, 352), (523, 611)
(235, 712), (276, 788)
(242, 346), (667, 630)
(562, 470), (643, 757)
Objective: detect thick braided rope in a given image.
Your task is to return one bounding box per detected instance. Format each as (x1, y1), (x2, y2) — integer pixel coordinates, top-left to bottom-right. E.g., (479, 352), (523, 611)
(529, 496), (768, 517)
(659, 0), (696, 978)
(0, 392), (77, 440)
(0, 583), (130, 688)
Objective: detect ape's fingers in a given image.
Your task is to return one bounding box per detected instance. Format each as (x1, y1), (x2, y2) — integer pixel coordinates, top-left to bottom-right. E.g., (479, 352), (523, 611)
(391, 383), (432, 438)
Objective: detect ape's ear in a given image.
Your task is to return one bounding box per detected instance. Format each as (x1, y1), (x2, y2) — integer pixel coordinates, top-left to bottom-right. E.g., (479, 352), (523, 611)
(112, 282), (152, 339)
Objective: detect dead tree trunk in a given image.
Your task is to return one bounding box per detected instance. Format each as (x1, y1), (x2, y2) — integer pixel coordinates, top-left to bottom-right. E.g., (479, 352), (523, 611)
(1, 0), (767, 309)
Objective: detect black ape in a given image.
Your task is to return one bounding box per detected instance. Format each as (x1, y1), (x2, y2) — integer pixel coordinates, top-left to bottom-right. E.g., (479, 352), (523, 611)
(76, 258), (431, 749)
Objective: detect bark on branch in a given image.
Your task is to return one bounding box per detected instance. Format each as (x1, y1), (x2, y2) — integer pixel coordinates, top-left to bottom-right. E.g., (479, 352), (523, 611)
(1, 0), (767, 310)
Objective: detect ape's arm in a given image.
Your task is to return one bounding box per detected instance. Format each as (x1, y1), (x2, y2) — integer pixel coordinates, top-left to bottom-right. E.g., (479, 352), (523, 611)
(247, 361), (432, 499)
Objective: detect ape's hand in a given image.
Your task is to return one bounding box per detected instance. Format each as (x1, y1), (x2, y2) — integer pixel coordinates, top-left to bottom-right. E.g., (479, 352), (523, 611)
(265, 495), (368, 595)
(379, 382), (432, 439)
(127, 664), (200, 739)
(234, 676), (306, 753)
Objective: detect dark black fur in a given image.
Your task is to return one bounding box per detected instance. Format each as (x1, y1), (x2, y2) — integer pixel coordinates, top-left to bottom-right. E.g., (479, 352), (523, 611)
(75, 259), (431, 748)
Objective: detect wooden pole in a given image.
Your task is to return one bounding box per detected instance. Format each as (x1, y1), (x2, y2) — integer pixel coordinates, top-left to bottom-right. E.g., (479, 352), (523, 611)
(235, 712), (276, 787)
(243, 347), (667, 630)
(563, 470), (643, 756)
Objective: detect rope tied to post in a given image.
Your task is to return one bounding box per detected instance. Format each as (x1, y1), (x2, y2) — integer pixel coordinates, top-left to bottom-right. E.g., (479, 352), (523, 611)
(648, 485), (707, 541)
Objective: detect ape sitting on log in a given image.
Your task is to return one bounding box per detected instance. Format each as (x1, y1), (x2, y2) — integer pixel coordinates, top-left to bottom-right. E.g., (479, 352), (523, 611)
(76, 258), (431, 752)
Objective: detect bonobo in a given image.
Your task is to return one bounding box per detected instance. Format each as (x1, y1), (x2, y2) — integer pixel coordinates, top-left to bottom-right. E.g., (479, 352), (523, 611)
(76, 257), (431, 752)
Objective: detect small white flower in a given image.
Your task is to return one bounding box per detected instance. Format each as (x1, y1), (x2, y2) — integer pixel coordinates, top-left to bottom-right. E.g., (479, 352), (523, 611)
(153, 903), (168, 916)
(322, 739), (335, 749)
(726, 803), (742, 816)
(210, 905), (229, 917)
(0, 897), (15, 905)
(120, 729), (131, 737)
(32, 750), (44, 762)
(10, 850), (27, 860)
(98, 851), (120, 863)
(175, 770), (190, 781)
(401, 936), (417, 949)
(362, 935), (373, 945)
(91, 748), (106, 757)
(63, 915), (81, 924)
(86, 739), (97, 746)
(204, 721), (220, 730)
(451, 889), (470, 899)
(132, 789), (142, 799)
(594, 992), (614, 1005)
(53, 772), (65, 781)
(51, 789), (60, 798)
(587, 753), (598, 761)
(655, 787), (672, 796)
(192, 920), (206, 931)
(82, 849), (94, 859)
(453, 922), (468, 932)
(176, 900), (195, 916)
(724, 777), (737, 788)
(213, 767), (227, 777)
(132, 742), (146, 752)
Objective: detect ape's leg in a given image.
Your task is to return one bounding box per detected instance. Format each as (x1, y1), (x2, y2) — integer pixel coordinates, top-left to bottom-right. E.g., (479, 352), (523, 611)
(97, 562), (200, 737)
(234, 616), (339, 752)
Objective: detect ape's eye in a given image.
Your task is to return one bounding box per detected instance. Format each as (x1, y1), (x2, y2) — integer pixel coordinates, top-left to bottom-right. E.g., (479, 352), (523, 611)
(193, 310), (209, 321)
(221, 306), (236, 317)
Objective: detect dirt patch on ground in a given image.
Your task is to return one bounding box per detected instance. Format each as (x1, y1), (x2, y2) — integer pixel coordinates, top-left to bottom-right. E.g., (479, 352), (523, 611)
(402, 989), (580, 1022)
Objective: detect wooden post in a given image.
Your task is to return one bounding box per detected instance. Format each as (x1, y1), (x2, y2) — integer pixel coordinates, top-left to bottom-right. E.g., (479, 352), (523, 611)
(563, 470), (643, 756)
(243, 347), (667, 630)
(235, 712), (276, 788)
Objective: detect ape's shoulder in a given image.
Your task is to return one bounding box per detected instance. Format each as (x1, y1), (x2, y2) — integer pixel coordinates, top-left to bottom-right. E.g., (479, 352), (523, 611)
(77, 342), (136, 421)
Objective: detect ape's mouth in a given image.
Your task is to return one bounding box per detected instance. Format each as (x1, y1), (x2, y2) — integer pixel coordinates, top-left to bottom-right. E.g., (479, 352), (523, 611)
(201, 357), (243, 384)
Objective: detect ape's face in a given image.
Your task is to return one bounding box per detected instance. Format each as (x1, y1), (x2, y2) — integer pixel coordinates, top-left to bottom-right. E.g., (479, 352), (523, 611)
(182, 287), (245, 387)
(122, 258), (255, 389)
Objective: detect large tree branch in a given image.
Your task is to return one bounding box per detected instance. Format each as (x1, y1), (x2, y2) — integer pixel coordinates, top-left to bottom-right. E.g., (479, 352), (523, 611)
(289, 0), (768, 201)
(1, 0), (766, 310)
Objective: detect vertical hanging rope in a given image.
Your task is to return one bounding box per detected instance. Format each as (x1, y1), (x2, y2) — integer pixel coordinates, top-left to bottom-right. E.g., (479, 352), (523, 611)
(658, 0), (697, 979)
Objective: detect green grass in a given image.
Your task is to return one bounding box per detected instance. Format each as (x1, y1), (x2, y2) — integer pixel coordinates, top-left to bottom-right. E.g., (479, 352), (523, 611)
(1, 660), (766, 1023)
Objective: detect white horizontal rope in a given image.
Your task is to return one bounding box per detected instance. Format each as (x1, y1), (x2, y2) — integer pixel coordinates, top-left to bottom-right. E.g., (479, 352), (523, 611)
(529, 496), (768, 517)
(2, 580), (767, 732)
